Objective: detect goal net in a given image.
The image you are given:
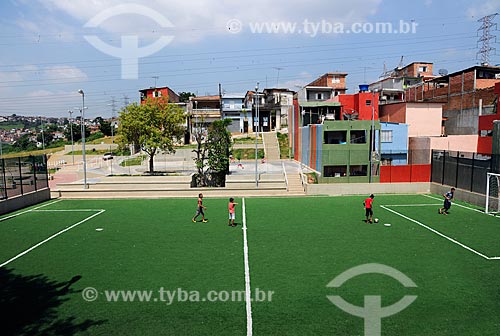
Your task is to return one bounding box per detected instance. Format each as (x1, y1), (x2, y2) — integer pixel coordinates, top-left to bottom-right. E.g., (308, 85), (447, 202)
(486, 172), (500, 214)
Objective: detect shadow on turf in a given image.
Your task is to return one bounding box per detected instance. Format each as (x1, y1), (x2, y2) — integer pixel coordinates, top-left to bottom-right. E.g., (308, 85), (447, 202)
(0, 268), (106, 335)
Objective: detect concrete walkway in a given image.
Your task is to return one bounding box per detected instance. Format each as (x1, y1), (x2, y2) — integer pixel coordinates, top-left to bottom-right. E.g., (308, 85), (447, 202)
(49, 140), (306, 199)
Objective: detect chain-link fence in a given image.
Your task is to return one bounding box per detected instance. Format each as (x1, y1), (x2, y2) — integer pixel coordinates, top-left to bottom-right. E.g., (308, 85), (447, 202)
(0, 155), (48, 200)
(431, 150), (495, 195)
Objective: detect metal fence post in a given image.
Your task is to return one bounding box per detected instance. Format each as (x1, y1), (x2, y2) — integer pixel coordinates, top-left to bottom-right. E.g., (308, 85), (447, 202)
(44, 154), (49, 188)
(32, 155), (37, 191)
(18, 156), (23, 195)
(441, 150), (446, 185)
(470, 153), (475, 192)
(1, 158), (6, 200)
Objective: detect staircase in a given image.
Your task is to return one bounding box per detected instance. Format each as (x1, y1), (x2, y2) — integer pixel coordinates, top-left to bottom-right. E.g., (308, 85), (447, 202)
(284, 164), (306, 195)
(261, 132), (280, 160)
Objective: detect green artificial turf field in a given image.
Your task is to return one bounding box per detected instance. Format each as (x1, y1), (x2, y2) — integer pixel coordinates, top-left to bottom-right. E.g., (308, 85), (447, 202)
(2, 195), (500, 335)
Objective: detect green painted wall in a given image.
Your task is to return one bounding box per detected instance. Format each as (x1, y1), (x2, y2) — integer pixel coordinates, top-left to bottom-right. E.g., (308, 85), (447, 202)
(319, 120), (380, 183)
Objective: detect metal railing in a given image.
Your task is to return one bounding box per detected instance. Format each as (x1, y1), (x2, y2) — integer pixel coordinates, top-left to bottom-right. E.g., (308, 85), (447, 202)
(0, 154), (49, 200)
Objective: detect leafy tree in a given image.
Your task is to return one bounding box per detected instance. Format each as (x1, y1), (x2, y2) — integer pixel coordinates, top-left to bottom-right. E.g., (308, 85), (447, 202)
(192, 120), (209, 186)
(178, 92), (196, 103)
(37, 131), (53, 145)
(14, 134), (36, 151)
(207, 119), (232, 174)
(119, 97), (185, 173)
(192, 119), (232, 187)
(64, 123), (89, 143)
(93, 117), (112, 136)
(99, 121), (112, 136)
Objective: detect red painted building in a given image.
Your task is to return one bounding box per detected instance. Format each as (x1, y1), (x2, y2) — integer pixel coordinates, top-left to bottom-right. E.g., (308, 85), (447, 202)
(338, 91), (379, 121)
(139, 86), (180, 104)
(477, 82), (500, 154)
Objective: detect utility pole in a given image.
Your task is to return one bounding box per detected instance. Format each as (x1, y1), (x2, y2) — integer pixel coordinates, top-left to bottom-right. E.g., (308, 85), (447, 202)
(123, 95), (130, 107)
(274, 67), (284, 87)
(255, 83), (260, 188)
(477, 13), (498, 64)
(109, 97), (117, 144)
(152, 76), (159, 88)
(219, 83), (223, 117)
(39, 116), (45, 151)
(68, 110), (75, 165)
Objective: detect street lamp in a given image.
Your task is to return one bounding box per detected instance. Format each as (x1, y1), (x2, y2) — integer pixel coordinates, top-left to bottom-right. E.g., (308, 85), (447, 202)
(68, 110), (75, 165)
(78, 89), (87, 189)
(255, 83), (260, 188)
(369, 89), (378, 183)
(39, 116), (45, 151)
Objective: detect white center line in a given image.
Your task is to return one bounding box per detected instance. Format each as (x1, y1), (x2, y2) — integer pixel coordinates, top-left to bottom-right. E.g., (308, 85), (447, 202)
(242, 198), (253, 336)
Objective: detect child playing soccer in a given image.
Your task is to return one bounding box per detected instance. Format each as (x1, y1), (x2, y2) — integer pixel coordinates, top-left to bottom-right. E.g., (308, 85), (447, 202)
(228, 197), (238, 227)
(439, 187), (455, 215)
(364, 194), (375, 223)
(192, 193), (208, 223)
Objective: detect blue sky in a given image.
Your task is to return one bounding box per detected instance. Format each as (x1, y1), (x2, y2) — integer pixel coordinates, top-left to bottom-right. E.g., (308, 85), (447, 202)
(0, 0), (499, 118)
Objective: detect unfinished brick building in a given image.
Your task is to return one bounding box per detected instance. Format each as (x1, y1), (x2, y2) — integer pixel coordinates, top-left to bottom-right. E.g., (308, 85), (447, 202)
(405, 65), (500, 136)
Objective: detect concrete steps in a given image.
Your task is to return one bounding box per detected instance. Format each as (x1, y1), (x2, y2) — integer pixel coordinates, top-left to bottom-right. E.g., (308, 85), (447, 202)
(50, 161), (310, 199)
(262, 132), (280, 160)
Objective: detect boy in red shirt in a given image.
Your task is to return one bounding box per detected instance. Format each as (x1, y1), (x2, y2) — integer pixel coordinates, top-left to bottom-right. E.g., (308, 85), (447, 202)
(228, 197), (238, 227)
(364, 194), (375, 223)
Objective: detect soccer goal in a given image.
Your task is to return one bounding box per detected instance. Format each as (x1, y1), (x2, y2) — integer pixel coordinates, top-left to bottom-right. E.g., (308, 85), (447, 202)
(486, 172), (500, 214)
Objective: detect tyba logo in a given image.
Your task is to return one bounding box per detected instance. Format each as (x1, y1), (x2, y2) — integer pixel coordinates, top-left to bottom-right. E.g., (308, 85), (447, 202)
(326, 263), (417, 336)
(84, 4), (174, 79)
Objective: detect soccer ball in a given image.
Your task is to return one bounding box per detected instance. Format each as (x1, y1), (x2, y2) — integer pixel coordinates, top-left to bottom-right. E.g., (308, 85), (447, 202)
(374, 218), (379, 223)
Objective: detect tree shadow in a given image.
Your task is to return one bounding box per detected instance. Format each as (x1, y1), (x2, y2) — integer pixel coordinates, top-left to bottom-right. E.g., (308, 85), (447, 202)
(0, 268), (106, 335)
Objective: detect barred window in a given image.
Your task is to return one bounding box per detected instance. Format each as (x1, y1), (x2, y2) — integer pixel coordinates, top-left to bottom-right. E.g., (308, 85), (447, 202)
(381, 130), (393, 143)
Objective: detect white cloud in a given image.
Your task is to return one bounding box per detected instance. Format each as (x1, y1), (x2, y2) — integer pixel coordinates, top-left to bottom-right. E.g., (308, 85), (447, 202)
(0, 64), (86, 84)
(26, 89), (56, 97)
(43, 65), (88, 81)
(282, 71), (313, 89)
(36, 0), (383, 43)
(15, 13), (77, 42)
(467, 0), (500, 19)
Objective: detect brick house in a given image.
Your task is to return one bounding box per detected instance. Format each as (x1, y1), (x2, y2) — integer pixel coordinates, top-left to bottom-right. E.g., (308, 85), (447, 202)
(139, 86), (180, 104)
(405, 65), (500, 136)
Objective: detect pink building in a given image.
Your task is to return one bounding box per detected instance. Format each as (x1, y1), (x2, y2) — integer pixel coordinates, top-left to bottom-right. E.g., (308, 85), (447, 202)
(379, 102), (443, 137)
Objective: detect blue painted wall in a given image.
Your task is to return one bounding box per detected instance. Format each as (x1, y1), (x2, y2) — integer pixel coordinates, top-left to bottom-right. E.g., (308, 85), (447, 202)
(379, 122), (408, 165)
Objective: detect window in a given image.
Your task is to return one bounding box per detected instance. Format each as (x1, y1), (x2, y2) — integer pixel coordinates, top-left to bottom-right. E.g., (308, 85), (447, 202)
(324, 131), (347, 144)
(316, 93), (324, 100)
(153, 91), (162, 98)
(480, 130), (493, 137)
(477, 71), (497, 79)
(350, 130), (366, 144)
(332, 77), (340, 84)
(324, 165), (347, 177)
(366, 100), (372, 106)
(381, 130), (393, 143)
(349, 165), (367, 176)
(418, 66), (427, 73)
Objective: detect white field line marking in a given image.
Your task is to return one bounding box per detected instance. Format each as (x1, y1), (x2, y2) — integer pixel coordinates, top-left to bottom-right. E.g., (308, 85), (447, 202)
(383, 204), (441, 207)
(242, 198), (253, 336)
(32, 209), (105, 212)
(380, 205), (496, 260)
(0, 209), (105, 268)
(0, 199), (62, 222)
(422, 194), (490, 215)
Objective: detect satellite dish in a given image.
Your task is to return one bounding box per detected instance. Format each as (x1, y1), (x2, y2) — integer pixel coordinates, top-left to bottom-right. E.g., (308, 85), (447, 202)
(438, 69), (448, 76)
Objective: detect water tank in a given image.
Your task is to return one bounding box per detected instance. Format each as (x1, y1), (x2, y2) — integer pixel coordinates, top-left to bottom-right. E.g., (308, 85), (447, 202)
(359, 84), (369, 92)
